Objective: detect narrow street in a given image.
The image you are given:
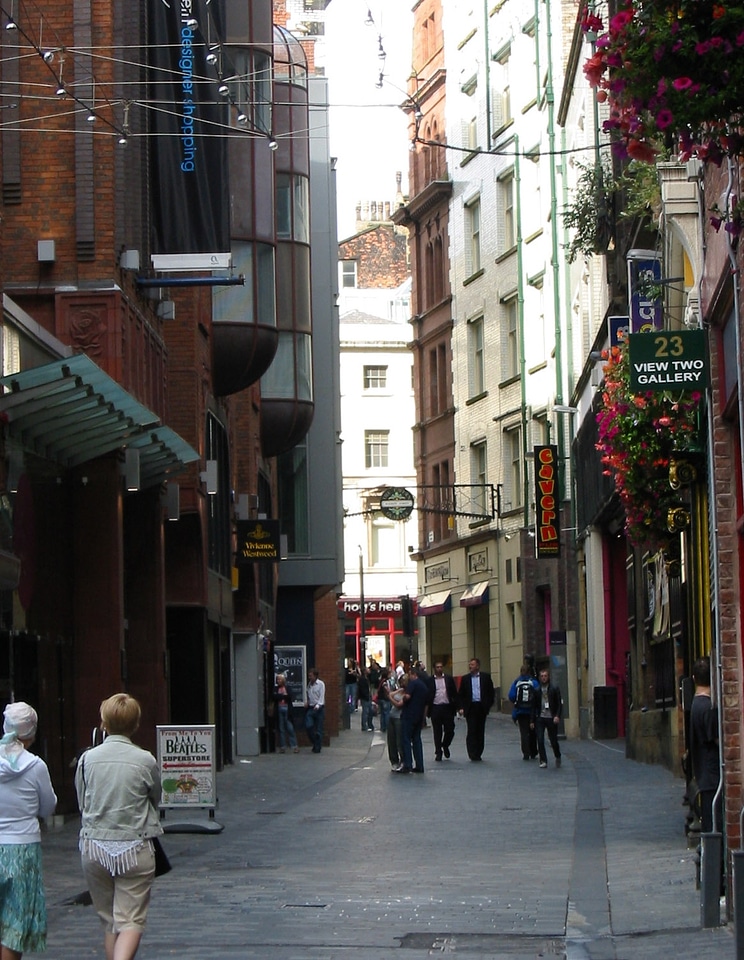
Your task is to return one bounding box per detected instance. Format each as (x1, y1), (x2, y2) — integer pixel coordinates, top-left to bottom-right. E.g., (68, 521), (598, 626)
(42, 716), (732, 959)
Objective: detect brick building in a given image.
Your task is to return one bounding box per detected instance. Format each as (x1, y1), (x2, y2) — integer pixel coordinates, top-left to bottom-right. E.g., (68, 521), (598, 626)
(0, 0), (342, 811)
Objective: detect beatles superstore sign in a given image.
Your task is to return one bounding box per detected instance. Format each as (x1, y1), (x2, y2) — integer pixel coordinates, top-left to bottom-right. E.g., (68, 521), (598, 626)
(157, 725), (216, 809)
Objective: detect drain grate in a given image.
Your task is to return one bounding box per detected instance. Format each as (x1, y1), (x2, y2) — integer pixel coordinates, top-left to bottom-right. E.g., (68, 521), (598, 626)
(282, 903), (329, 910)
(302, 815), (376, 823)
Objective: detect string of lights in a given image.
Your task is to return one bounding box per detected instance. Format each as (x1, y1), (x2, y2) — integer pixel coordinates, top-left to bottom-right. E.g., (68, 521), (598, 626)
(0, 3), (617, 161)
(0, 1), (283, 144)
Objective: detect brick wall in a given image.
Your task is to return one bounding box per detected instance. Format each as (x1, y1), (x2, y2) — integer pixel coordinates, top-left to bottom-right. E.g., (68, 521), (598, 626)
(339, 224), (409, 288)
(314, 588), (342, 741)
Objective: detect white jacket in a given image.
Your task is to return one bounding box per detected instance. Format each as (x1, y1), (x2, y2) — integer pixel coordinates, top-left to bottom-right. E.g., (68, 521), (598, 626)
(0, 746), (57, 843)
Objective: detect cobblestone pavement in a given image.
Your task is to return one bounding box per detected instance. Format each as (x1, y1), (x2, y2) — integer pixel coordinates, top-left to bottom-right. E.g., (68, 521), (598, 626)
(40, 714), (734, 959)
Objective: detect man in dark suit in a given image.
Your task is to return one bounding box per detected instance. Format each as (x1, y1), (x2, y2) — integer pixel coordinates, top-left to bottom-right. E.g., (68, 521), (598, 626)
(458, 657), (495, 761)
(427, 662), (459, 761)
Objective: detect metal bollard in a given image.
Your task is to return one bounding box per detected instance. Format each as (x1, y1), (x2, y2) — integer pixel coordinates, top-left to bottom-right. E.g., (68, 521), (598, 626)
(734, 850), (744, 958)
(700, 832), (722, 928)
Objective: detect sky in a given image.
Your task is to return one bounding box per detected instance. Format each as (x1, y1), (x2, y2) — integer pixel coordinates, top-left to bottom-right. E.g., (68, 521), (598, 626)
(323, 0), (414, 240)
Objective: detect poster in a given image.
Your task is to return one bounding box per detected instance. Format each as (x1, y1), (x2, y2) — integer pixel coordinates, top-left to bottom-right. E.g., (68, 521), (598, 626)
(274, 645), (306, 707)
(148, 0), (230, 268)
(157, 725), (216, 809)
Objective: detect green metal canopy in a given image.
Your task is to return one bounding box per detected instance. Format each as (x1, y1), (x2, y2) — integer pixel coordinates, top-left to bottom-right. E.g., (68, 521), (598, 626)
(0, 354), (199, 487)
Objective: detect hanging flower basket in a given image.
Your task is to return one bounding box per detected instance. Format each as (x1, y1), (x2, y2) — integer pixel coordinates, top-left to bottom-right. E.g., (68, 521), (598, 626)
(582, 1), (744, 163)
(596, 346), (702, 551)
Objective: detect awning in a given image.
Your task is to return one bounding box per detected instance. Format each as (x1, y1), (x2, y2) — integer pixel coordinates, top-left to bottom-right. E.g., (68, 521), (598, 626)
(417, 589), (451, 616)
(0, 354), (199, 488)
(459, 581), (490, 607)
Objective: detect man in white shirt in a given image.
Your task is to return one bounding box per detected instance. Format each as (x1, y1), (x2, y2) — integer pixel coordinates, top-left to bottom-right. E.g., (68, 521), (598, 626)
(427, 662), (459, 761)
(304, 668), (326, 753)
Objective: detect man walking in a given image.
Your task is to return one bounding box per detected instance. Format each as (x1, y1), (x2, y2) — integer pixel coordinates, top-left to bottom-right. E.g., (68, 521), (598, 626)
(396, 666), (429, 774)
(427, 662), (458, 761)
(458, 658), (495, 761)
(690, 656), (720, 833)
(508, 663), (539, 760)
(532, 666), (562, 768)
(304, 668), (325, 753)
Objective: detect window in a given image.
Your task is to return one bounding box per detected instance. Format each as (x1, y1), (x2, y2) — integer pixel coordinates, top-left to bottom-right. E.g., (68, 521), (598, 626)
(340, 260), (357, 288)
(470, 440), (487, 515)
(468, 316), (485, 397)
(500, 174), (515, 251)
(363, 365), (387, 390)
(466, 197), (481, 275)
(428, 342), (448, 417)
(504, 297), (519, 378)
(467, 116), (478, 152)
(365, 430), (389, 468)
(371, 516), (397, 566)
(493, 47), (512, 130)
(504, 426), (522, 509)
(506, 602), (521, 642)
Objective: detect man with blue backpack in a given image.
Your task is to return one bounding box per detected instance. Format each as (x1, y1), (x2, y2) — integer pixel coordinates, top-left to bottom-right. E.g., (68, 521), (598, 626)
(508, 663), (540, 760)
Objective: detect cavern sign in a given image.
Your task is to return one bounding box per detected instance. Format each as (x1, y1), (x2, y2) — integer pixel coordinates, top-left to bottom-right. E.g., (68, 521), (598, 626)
(534, 445), (560, 559)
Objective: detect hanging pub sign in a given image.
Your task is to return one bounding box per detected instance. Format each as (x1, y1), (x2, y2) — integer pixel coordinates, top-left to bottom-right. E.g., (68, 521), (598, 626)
(627, 250), (663, 333)
(628, 330), (708, 392)
(534, 445), (560, 559)
(236, 520), (281, 563)
(379, 487), (415, 520)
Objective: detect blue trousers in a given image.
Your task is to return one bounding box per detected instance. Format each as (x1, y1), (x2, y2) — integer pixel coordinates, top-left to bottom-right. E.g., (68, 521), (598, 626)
(304, 706), (324, 752)
(401, 716), (424, 771)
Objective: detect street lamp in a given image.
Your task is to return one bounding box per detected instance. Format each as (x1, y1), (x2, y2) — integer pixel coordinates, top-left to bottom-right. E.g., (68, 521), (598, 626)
(358, 545), (367, 666)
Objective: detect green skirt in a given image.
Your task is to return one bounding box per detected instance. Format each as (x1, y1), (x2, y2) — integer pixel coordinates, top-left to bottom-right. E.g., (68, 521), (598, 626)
(0, 843), (47, 953)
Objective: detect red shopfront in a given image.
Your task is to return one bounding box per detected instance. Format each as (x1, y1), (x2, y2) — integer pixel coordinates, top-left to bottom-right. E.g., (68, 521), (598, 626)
(338, 596), (418, 667)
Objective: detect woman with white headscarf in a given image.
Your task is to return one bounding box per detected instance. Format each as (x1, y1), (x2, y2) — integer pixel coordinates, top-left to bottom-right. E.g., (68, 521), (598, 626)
(0, 701), (57, 959)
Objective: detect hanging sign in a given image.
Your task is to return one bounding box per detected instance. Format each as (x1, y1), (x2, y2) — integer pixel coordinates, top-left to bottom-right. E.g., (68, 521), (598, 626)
(236, 520), (281, 563)
(628, 250), (663, 333)
(628, 330), (708, 392)
(379, 487), (415, 520)
(534, 445), (560, 559)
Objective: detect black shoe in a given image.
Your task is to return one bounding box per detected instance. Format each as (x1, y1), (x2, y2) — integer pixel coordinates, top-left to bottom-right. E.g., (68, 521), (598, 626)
(469, 756), (482, 762)
(443, 746), (450, 759)
(412, 768), (425, 773)
(435, 754), (442, 761)
(395, 766), (411, 774)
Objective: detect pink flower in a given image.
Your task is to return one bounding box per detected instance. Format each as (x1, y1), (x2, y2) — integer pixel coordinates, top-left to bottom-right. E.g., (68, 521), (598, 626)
(656, 109), (674, 130)
(626, 138), (657, 164)
(581, 12), (603, 33)
(609, 9), (634, 31)
(672, 77), (693, 91)
(584, 51), (606, 86)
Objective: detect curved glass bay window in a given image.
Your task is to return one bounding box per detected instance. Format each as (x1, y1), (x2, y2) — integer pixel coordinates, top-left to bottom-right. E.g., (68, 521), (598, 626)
(259, 25), (314, 457)
(212, 9), (278, 396)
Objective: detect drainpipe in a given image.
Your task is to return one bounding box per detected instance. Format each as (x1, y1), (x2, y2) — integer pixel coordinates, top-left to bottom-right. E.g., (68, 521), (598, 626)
(543, 0), (564, 461)
(483, 0), (492, 147)
(721, 155), (744, 943)
(515, 137), (529, 527)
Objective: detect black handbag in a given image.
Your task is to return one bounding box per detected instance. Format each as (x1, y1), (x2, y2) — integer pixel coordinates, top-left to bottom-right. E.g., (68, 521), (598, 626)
(153, 837), (172, 876)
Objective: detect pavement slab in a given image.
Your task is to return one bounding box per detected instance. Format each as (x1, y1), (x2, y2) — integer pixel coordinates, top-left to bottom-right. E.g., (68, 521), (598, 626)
(40, 715), (733, 959)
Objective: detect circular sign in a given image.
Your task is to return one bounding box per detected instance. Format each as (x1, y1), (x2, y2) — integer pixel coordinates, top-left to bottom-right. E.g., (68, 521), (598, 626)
(379, 487), (414, 521)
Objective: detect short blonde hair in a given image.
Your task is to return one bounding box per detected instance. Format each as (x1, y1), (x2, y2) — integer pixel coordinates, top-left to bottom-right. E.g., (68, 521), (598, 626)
(100, 693), (141, 737)
(276, 674), (286, 685)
